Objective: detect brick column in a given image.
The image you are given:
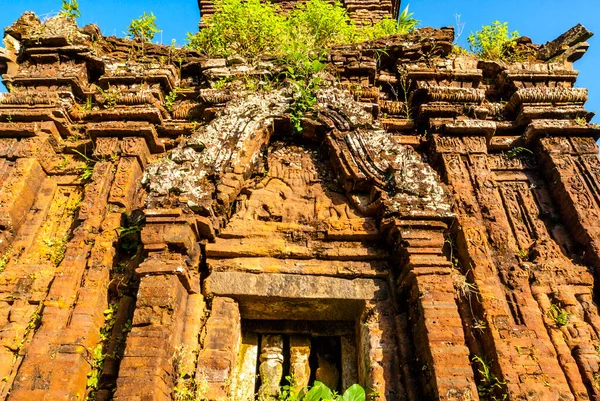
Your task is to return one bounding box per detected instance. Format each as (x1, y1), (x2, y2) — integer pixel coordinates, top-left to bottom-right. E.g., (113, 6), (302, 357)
(388, 218), (479, 401)
(114, 211), (203, 401)
(432, 134), (578, 400)
(538, 136), (600, 272)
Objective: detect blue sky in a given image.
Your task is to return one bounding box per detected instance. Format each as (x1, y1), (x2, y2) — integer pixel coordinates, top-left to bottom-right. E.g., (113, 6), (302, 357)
(0, 0), (598, 120)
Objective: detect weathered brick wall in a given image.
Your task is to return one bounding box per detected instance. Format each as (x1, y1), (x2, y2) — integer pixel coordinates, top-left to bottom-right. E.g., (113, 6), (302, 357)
(0, 9), (598, 401)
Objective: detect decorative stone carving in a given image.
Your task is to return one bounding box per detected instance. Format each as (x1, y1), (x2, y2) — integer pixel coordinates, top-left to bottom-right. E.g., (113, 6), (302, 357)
(289, 336), (311, 392)
(258, 335), (284, 401)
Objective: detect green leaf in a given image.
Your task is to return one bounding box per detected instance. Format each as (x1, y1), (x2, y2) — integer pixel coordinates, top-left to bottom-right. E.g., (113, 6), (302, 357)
(304, 381), (334, 401)
(341, 384), (365, 401)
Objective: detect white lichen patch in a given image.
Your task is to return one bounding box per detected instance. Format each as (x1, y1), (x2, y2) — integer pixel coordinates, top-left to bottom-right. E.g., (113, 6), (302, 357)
(316, 87), (373, 128)
(356, 129), (452, 217)
(143, 89), (291, 210)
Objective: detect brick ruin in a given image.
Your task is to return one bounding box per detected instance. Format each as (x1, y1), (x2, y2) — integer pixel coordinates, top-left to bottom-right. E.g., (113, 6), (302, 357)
(0, 3), (599, 401)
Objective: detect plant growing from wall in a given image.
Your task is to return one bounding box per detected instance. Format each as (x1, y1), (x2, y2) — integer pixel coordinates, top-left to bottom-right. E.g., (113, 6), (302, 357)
(59, 0), (81, 20)
(186, 0), (418, 134)
(0, 247), (12, 273)
(73, 149), (97, 182)
(187, 0), (418, 60)
(164, 87), (181, 112)
(86, 301), (119, 401)
(549, 304), (570, 327)
(467, 21), (519, 61)
(127, 12), (161, 42)
(472, 356), (507, 401)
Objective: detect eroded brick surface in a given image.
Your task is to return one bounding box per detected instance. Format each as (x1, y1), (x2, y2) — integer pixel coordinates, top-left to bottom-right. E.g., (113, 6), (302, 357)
(0, 7), (598, 401)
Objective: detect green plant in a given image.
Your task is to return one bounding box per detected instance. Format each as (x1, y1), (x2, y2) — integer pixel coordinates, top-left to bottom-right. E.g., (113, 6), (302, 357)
(397, 68), (412, 120)
(287, 66), (322, 135)
(505, 146), (533, 159)
(186, 0), (417, 60)
(127, 12), (161, 42)
(95, 85), (119, 110)
(117, 225), (141, 238)
(186, 0), (417, 129)
(472, 356), (506, 401)
(86, 301), (120, 400)
(59, 0), (81, 19)
(549, 304), (569, 327)
(164, 87), (181, 111)
(279, 380), (365, 401)
(14, 306), (42, 361)
(575, 116), (587, 126)
(187, 0), (287, 58)
(81, 96), (93, 113)
(86, 344), (105, 400)
(0, 247), (12, 273)
(467, 21), (519, 61)
(212, 76), (232, 90)
(73, 149), (97, 182)
(516, 248), (529, 260)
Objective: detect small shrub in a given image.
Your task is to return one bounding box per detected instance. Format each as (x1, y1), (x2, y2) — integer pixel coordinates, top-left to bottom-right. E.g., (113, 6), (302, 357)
(187, 0), (286, 58)
(127, 12), (161, 42)
(549, 304), (569, 327)
(59, 0), (81, 19)
(186, 0), (418, 59)
(164, 88), (180, 112)
(467, 21), (519, 61)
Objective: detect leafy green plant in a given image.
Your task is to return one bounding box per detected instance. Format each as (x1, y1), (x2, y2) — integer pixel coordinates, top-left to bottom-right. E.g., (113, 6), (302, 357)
(95, 84), (120, 109)
(287, 64), (322, 135)
(86, 301), (119, 400)
(59, 0), (81, 20)
(73, 149), (97, 182)
(127, 12), (161, 42)
(164, 87), (181, 112)
(505, 146), (533, 159)
(467, 21), (519, 61)
(81, 96), (94, 113)
(186, 0), (418, 130)
(549, 304), (569, 327)
(575, 116), (587, 126)
(86, 344), (105, 400)
(516, 248), (529, 260)
(117, 225), (141, 238)
(14, 307), (42, 362)
(186, 0), (418, 59)
(472, 356), (507, 401)
(279, 380), (365, 401)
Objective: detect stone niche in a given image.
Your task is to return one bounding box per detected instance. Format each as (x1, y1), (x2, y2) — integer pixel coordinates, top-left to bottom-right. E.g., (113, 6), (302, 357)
(200, 143), (399, 399)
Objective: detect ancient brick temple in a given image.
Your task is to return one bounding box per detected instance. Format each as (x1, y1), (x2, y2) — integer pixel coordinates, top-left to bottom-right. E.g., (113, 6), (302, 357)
(0, 1), (599, 401)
